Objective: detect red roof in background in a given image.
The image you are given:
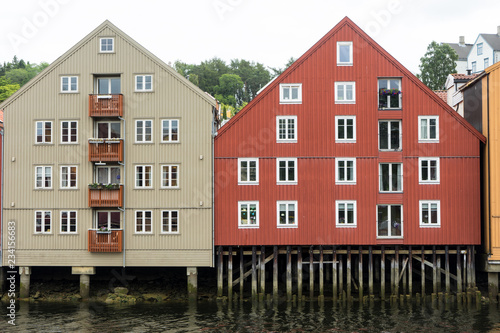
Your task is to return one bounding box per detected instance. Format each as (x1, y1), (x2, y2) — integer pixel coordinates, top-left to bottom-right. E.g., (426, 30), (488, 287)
(451, 73), (480, 80)
(434, 90), (448, 103)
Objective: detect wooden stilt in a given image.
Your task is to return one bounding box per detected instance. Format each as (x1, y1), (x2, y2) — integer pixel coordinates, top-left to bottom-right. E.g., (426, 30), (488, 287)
(339, 255), (344, 299)
(319, 246), (324, 297)
(467, 246), (473, 289)
(408, 246), (413, 297)
(297, 246), (303, 300)
(421, 246), (425, 297)
(217, 246), (223, 297)
(432, 246), (437, 294)
(395, 246), (400, 296)
(437, 255), (442, 292)
(369, 246), (373, 296)
(445, 246), (450, 294)
(457, 246), (462, 295)
(260, 246), (266, 298)
(381, 246), (385, 300)
(471, 246), (476, 288)
(359, 246), (363, 300)
(228, 246), (233, 299)
(333, 249), (338, 302)
(273, 246), (278, 299)
(286, 246), (292, 301)
(239, 247), (244, 299)
(309, 246), (314, 300)
(391, 255), (395, 295)
(347, 246), (352, 301)
(252, 246), (257, 298)
(375, 256), (380, 282)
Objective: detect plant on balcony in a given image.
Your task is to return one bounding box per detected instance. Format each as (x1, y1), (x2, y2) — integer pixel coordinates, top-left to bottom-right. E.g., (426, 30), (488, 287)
(89, 183), (120, 190)
(97, 226), (111, 233)
(88, 138), (105, 144)
(88, 138), (122, 144)
(379, 88), (401, 96)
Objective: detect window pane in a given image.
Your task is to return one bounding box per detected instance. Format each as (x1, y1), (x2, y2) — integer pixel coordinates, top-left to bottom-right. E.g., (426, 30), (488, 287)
(249, 204), (257, 224)
(422, 160), (428, 180)
(338, 203), (345, 224)
(240, 161), (247, 182)
(338, 119), (345, 139)
(339, 44), (350, 63)
(347, 203), (354, 224)
(287, 161), (295, 181)
(279, 161), (286, 181)
(241, 205), (248, 225)
(346, 161), (353, 180)
(346, 120), (353, 139)
(110, 78), (121, 94)
(378, 205), (388, 236)
(390, 121), (400, 149)
(145, 76), (152, 90)
(249, 161), (256, 181)
(421, 119), (428, 139)
(283, 87), (290, 100)
(137, 76), (143, 90)
(337, 85), (344, 100)
(288, 119), (295, 139)
(338, 161), (345, 180)
(279, 204), (286, 224)
(291, 87), (298, 100)
(381, 164), (389, 191)
(110, 212), (120, 229)
(171, 211), (178, 232)
(391, 205), (402, 236)
(171, 166), (178, 186)
(379, 122), (388, 149)
(431, 203), (438, 224)
(346, 84), (353, 100)
(288, 204), (295, 225)
(429, 119), (436, 139)
(422, 203), (429, 224)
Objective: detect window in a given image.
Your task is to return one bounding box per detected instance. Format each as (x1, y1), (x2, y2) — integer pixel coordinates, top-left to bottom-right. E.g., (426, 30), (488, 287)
(60, 166), (77, 189)
(61, 121), (78, 143)
(379, 120), (401, 150)
(472, 61), (477, 73)
(162, 119), (179, 142)
(161, 165), (179, 188)
(279, 83), (302, 104)
(420, 201), (440, 227)
(336, 201), (356, 227)
(35, 211), (52, 234)
(96, 211), (120, 230)
(136, 120), (153, 143)
(136, 75), (153, 91)
(36, 121), (52, 143)
(485, 58), (489, 69)
(418, 116), (439, 142)
(60, 211), (77, 233)
(377, 205), (403, 238)
(239, 201), (259, 228)
(335, 82), (355, 103)
(336, 158), (356, 184)
(337, 41), (353, 65)
(97, 122), (121, 139)
(378, 78), (401, 109)
(379, 163), (402, 192)
(135, 165), (152, 188)
(96, 77), (121, 94)
(97, 166), (120, 184)
(100, 38), (114, 53)
(238, 158), (259, 184)
(61, 76), (78, 93)
(276, 116), (297, 142)
(335, 116), (356, 142)
(162, 210), (179, 233)
(135, 210), (152, 233)
(419, 158), (440, 184)
(35, 166), (52, 189)
(477, 43), (483, 56)
(277, 201), (298, 228)
(277, 158), (297, 184)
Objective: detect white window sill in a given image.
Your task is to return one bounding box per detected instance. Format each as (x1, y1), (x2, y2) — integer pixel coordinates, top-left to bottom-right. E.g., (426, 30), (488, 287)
(419, 181), (440, 185)
(419, 224), (441, 228)
(335, 100), (356, 104)
(337, 63), (353, 66)
(418, 140), (439, 143)
(277, 140), (297, 143)
(277, 182), (298, 185)
(279, 100), (302, 104)
(335, 140), (356, 143)
(238, 182), (259, 186)
(277, 224), (298, 228)
(376, 236), (404, 239)
(238, 225), (259, 229)
(335, 181), (356, 185)
(336, 224), (357, 228)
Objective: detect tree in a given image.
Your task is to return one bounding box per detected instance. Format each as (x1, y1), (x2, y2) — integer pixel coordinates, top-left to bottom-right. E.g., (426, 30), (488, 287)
(0, 77), (20, 102)
(215, 73), (244, 107)
(270, 57), (296, 78)
(417, 41), (458, 90)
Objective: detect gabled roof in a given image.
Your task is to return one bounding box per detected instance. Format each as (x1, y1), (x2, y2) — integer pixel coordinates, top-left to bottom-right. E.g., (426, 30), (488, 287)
(445, 43), (473, 61)
(480, 33), (500, 51)
(0, 20), (216, 110)
(216, 17), (486, 143)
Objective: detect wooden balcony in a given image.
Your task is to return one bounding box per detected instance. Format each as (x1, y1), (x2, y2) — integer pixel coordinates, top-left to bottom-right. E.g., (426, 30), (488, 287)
(88, 140), (123, 162)
(88, 185), (123, 207)
(89, 94), (123, 117)
(88, 229), (123, 252)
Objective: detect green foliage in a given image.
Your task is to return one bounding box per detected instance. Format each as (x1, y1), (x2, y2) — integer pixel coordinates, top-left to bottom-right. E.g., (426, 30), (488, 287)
(0, 57), (48, 103)
(417, 41), (458, 90)
(270, 57), (296, 78)
(0, 77), (20, 103)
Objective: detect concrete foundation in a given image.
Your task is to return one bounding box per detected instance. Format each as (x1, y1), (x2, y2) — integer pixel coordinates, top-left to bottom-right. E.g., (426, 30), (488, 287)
(187, 267), (198, 301)
(19, 267), (30, 299)
(488, 272), (499, 302)
(72, 267), (95, 299)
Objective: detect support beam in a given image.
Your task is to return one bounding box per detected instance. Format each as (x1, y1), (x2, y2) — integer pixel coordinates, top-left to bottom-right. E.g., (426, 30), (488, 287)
(488, 272), (499, 302)
(286, 246), (292, 301)
(358, 246), (363, 300)
(433, 246), (437, 294)
(456, 246), (462, 295)
(339, 255), (344, 299)
(369, 246), (373, 296)
(187, 267), (198, 301)
(217, 246), (223, 297)
(19, 267), (30, 299)
(260, 245), (266, 298)
(297, 246), (303, 300)
(252, 246), (257, 298)
(347, 247), (352, 301)
(445, 246), (450, 294)
(309, 246), (314, 300)
(333, 249), (338, 302)
(240, 247), (244, 299)
(273, 246), (278, 299)
(319, 246), (324, 297)
(408, 246), (413, 297)
(228, 247), (233, 299)
(395, 246), (399, 296)
(72, 267), (96, 300)
(381, 247), (385, 300)
(421, 246), (425, 297)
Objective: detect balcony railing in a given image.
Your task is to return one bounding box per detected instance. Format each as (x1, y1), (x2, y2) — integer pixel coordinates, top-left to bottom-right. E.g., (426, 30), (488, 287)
(88, 185), (123, 207)
(89, 94), (123, 117)
(88, 139), (123, 162)
(88, 229), (123, 252)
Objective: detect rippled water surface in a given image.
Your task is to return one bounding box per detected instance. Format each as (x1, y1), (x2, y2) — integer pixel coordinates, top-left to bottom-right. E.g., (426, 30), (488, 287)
(1, 300), (499, 332)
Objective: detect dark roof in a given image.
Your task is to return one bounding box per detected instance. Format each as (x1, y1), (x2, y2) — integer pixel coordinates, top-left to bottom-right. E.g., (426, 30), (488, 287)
(434, 90), (447, 103)
(445, 43), (473, 60)
(480, 34), (500, 51)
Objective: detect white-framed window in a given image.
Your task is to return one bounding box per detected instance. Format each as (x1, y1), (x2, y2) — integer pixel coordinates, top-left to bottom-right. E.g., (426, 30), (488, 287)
(418, 116), (439, 142)
(238, 158), (259, 185)
(35, 211), (52, 234)
(379, 163), (402, 192)
(472, 61), (477, 73)
(61, 121), (78, 143)
(136, 120), (153, 143)
(379, 120), (401, 150)
(377, 205), (403, 238)
(161, 119), (179, 143)
(135, 210), (152, 233)
(60, 166), (77, 189)
(36, 121), (52, 144)
(378, 78), (402, 109)
(485, 58), (489, 69)
(477, 43), (483, 56)
(239, 201), (259, 228)
(162, 210), (179, 234)
(135, 165), (152, 188)
(35, 166), (52, 189)
(60, 211), (77, 234)
(97, 166), (121, 184)
(337, 41), (353, 66)
(279, 83), (302, 104)
(96, 211), (121, 230)
(100, 38), (114, 53)
(277, 201), (298, 228)
(335, 82), (355, 103)
(335, 116), (356, 142)
(420, 200), (441, 227)
(61, 76), (78, 93)
(135, 75), (153, 91)
(276, 116), (297, 142)
(161, 165), (179, 188)
(336, 201), (356, 227)
(419, 157), (440, 184)
(336, 158), (356, 184)
(277, 158), (297, 184)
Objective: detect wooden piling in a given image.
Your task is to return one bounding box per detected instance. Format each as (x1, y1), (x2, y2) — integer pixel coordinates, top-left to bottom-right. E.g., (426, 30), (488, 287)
(456, 246), (462, 295)
(286, 246), (292, 301)
(467, 246), (472, 289)
(297, 246), (303, 300)
(273, 246), (278, 299)
(260, 246), (266, 298)
(228, 246), (233, 299)
(319, 246), (324, 297)
(252, 246), (257, 298)
(309, 246), (314, 300)
(390, 256), (395, 294)
(395, 246), (399, 296)
(421, 246), (425, 297)
(381, 246), (385, 300)
(471, 246), (476, 287)
(240, 247), (244, 299)
(347, 247), (352, 301)
(369, 246), (373, 296)
(333, 249), (338, 302)
(217, 246), (223, 297)
(437, 255), (442, 292)
(359, 246), (363, 300)
(445, 246), (450, 294)
(433, 246), (437, 294)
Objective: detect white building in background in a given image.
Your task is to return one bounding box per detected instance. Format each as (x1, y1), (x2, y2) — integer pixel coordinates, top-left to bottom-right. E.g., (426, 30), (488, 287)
(467, 27), (500, 73)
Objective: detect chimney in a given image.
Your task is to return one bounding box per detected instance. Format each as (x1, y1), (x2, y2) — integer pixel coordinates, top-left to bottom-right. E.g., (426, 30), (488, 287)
(459, 36), (465, 45)
(467, 69), (472, 75)
(497, 26), (500, 36)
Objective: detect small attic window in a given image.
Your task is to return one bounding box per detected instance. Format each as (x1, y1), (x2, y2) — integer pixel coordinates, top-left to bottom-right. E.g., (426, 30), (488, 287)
(100, 38), (114, 53)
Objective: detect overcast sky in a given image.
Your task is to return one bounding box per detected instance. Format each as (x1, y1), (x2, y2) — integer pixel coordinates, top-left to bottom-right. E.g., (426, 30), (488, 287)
(1, 0), (499, 74)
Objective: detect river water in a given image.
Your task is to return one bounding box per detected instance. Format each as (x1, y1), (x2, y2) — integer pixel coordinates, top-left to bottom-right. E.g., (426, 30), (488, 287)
(1, 299), (499, 332)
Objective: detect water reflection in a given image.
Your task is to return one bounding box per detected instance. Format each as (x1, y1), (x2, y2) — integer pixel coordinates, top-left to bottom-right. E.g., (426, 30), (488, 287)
(0, 299), (499, 332)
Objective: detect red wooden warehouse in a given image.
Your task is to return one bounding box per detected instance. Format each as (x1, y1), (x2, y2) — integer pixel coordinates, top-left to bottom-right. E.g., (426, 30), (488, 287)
(214, 17), (485, 301)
